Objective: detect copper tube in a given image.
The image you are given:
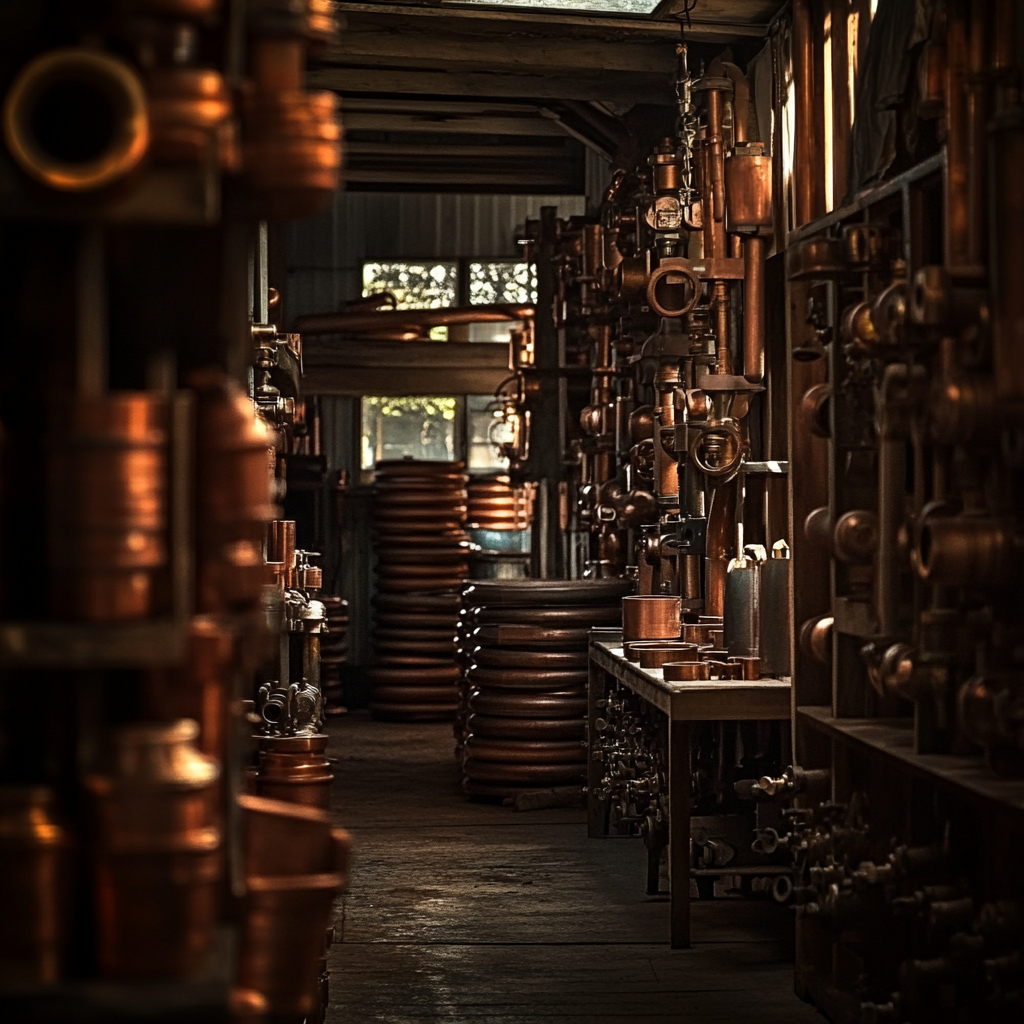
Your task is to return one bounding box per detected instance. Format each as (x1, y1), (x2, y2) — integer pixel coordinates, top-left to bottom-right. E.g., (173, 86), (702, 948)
(621, 595), (682, 641)
(720, 62), (750, 145)
(705, 479), (737, 618)
(792, 0), (821, 226)
(295, 303), (534, 336)
(945, 0), (972, 270)
(705, 88), (727, 255)
(743, 236), (765, 382)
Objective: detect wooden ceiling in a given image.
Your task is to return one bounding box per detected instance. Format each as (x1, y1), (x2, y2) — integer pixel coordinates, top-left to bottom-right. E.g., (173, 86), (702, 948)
(317, 1), (787, 193)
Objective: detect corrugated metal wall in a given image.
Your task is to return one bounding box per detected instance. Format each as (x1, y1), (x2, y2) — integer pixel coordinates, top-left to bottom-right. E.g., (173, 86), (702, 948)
(283, 191), (589, 327)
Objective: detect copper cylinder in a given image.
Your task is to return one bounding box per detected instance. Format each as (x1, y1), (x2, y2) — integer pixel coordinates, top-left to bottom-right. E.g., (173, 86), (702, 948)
(0, 787), (69, 983)
(732, 655), (762, 680)
(86, 719), (220, 979)
(792, 0), (823, 225)
(256, 735), (333, 810)
(49, 392), (168, 622)
(705, 479), (737, 619)
(916, 516), (1019, 590)
(724, 153), (772, 233)
(638, 643), (697, 669)
(621, 595), (681, 641)
(743, 235), (766, 382)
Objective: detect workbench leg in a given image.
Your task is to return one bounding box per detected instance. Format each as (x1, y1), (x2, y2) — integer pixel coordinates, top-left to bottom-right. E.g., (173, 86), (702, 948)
(587, 656), (607, 839)
(668, 719), (692, 949)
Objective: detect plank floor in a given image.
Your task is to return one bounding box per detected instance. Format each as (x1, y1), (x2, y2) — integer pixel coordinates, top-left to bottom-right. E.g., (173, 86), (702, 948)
(325, 713), (823, 1024)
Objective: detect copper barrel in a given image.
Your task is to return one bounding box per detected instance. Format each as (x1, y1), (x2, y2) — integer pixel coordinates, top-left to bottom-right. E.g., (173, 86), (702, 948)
(621, 595), (681, 641)
(49, 392), (168, 622)
(86, 719), (221, 979)
(256, 734), (333, 810)
(0, 787), (69, 983)
(459, 579), (629, 799)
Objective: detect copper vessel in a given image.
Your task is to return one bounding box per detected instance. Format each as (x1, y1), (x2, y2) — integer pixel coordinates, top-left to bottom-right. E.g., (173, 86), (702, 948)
(0, 787), (69, 983)
(49, 392), (168, 621)
(86, 719), (220, 979)
(256, 735), (333, 810)
(663, 661), (712, 682)
(637, 642), (698, 669)
(621, 595), (681, 641)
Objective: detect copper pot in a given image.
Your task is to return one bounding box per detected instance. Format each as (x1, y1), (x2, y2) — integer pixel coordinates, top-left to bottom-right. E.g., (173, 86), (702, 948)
(0, 787), (69, 983)
(87, 719), (221, 979)
(621, 595), (681, 641)
(256, 735), (333, 810)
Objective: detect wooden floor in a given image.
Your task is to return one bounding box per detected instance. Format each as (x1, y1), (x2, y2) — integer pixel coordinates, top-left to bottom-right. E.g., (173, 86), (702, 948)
(325, 713), (823, 1024)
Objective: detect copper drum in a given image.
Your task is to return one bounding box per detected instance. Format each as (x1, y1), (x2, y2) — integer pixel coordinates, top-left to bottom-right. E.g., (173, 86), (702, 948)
(621, 595), (681, 641)
(0, 787), (69, 983)
(638, 642), (697, 669)
(731, 656), (762, 680)
(257, 735), (333, 810)
(724, 152), (773, 233)
(86, 719), (221, 979)
(49, 393), (167, 621)
(663, 661), (712, 682)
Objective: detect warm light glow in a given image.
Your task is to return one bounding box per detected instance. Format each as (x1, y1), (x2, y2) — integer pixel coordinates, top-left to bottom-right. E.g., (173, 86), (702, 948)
(782, 40), (796, 235)
(848, 11), (860, 126)
(823, 11), (834, 212)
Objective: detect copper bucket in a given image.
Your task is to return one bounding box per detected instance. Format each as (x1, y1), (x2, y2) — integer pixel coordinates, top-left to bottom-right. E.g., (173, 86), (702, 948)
(621, 595), (681, 641)
(256, 735), (333, 810)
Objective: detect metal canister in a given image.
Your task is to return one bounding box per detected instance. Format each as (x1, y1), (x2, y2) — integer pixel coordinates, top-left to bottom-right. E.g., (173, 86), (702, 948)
(724, 555), (760, 658)
(0, 787), (69, 983)
(87, 719), (221, 979)
(759, 542), (791, 675)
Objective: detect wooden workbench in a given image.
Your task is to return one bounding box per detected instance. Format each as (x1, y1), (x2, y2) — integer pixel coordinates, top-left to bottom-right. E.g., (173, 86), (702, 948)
(587, 629), (792, 949)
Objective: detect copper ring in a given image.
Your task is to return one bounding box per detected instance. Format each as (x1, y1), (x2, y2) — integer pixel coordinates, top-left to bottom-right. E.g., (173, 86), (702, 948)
(376, 578), (466, 593)
(638, 644), (698, 669)
(374, 655), (457, 667)
(462, 579), (631, 607)
(368, 665), (459, 682)
(372, 640), (456, 656)
(375, 612), (459, 629)
(468, 692), (587, 718)
(374, 488), (469, 502)
(464, 737), (586, 765)
(370, 703), (457, 721)
(376, 548), (473, 566)
(662, 661), (712, 681)
(376, 563), (470, 578)
(466, 667), (589, 690)
(467, 714), (585, 740)
(462, 759), (586, 784)
(469, 625), (591, 647)
(471, 647), (589, 669)
(373, 531), (469, 546)
(469, 605), (621, 627)
(371, 685), (457, 703)
(375, 591), (462, 610)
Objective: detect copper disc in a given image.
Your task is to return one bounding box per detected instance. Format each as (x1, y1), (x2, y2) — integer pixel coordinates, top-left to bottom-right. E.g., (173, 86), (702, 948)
(464, 736), (585, 764)
(375, 655), (456, 667)
(376, 563), (470, 578)
(376, 577), (466, 593)
(373, 531), (470, 545)
(469, 605), (622, 627)
(375, 592), (463, 611)
(468, 691), (587, 718)
(466, 666), (589, 690)
(462, 758), (586, 784)
(373, 628), (455, 642)
(374, 489), (469, 504)
(467, 714), (586, 740)
(370, 703), (457, 721)
(471, 647), (589, 669)
(375, 459), (465, 473)
(469, 625), (591, 647)
(375, 612), (460, 629)
(375, 548), (473, 565)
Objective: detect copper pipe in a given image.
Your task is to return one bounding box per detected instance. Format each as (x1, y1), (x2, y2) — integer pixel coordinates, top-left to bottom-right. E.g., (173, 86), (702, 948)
(720, 62), (750, 145)
(713, 280), (731, 374)
(705, 479), (737, 618)
(295, 303), (534, 335)
(945, 0), (972, 270)
(705, 87), (727, 255)
(792, 0), (821, 226)
(966, 0), (991, 269)
(743, 235), (765, 382)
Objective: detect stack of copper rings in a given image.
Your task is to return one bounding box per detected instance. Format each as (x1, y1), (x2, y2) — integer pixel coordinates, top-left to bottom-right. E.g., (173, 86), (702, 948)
(466, 475), (532, 531)
(457, 579), (631, 799)
(320, 595), (349, 713)
(369, 460), (471, 720)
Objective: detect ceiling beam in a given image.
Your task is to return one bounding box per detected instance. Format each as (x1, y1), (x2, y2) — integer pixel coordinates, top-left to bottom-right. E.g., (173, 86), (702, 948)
(309, 66), (676, 106)
(342, 111), (567, 135)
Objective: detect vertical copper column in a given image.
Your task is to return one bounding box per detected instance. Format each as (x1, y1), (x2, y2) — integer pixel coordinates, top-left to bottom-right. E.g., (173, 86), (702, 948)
(705, 86), (728, 258)
(945, 0), (972, 271)
(713, 280), (731, 375)
(966, 0), (991, 270)
(793, 0), (823, 226)
(705, 479), (737, 618)
(743, 236), (765, 382)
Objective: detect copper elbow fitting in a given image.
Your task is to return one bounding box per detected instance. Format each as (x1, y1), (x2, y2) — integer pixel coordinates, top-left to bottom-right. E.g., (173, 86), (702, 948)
(646, 259), (700, 318)
(3, 48), (149, 191)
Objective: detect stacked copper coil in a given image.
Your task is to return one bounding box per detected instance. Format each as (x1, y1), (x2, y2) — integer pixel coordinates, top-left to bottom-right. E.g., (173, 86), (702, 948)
(48, 393), (167, 622)
(320, 595), (349, 712)
(369, 460), (471, 720)
(466, 475), (532, 531)
(458, 579), (630, 798)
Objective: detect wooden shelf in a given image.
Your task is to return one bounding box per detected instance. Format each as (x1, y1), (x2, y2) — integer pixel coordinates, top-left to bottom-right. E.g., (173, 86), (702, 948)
(798, 705), (1024, 812)
(0, 620), (188, 669)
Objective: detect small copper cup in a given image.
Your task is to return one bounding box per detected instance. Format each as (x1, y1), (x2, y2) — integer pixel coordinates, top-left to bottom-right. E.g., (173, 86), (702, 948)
(731, 656), (762, 680)
(663, 661), (711, 682)
(683, 623), (715, 645)
(638, 643), (698, 670)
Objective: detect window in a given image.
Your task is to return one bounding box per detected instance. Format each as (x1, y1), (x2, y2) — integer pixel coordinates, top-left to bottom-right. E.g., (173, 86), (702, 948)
(361, 262), (458, 310)
(468, 261), (537, 306)
(361, 396), (458, 471)
(466, 395), (510, 473)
